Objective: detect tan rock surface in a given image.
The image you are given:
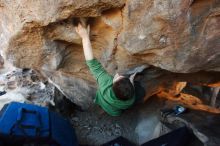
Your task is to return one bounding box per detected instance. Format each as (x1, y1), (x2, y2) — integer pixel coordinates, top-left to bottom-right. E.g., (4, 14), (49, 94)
(118, 0), (220, 72)
(0, 0), (220, 109)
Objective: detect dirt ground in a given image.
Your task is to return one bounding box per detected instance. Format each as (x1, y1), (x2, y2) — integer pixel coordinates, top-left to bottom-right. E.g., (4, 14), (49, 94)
(66, 98), (165, 145)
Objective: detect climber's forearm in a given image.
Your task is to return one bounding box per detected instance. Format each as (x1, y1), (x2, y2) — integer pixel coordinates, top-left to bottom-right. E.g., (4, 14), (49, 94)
(75, 22), (93, 60)
(82, 37), (94, 61)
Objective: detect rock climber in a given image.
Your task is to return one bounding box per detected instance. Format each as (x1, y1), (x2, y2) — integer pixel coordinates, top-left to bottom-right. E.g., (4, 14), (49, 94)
(75, 21), (136, 116)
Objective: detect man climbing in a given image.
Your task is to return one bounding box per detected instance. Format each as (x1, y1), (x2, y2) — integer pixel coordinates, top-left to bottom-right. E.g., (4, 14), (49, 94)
(75, 21), (135, 116)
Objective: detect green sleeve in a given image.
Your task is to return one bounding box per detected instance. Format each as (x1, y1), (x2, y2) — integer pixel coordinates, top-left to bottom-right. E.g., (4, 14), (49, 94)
(86, 59), (113, 87)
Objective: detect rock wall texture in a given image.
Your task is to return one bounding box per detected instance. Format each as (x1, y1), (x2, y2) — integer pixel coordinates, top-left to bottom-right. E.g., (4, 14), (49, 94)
(0, 0), (220, 109)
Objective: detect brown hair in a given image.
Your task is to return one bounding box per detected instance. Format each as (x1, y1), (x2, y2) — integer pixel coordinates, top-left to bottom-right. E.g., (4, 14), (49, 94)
(112, 77), (134, 101)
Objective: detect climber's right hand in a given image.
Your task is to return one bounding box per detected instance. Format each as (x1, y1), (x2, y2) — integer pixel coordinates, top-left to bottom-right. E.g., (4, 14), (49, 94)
(75, 23), (90, 40)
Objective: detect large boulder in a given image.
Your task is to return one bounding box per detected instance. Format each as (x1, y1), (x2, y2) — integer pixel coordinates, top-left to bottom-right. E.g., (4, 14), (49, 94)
(0, 0), (220, 109)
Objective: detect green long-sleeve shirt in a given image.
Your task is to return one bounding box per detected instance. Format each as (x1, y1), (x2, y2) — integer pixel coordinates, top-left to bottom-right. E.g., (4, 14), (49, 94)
(86, 59), (135, 116)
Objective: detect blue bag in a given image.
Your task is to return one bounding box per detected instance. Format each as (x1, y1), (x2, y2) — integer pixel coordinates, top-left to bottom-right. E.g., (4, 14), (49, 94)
(0, 102), (78, 146)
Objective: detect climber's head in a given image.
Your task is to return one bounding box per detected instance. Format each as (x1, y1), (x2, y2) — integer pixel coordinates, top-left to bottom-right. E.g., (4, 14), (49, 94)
(112, 73), (135, 101)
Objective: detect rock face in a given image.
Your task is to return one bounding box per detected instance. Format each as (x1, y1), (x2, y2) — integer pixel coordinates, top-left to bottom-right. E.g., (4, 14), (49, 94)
(0, 0), (220, 109)
(118, 0), (220, 72)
